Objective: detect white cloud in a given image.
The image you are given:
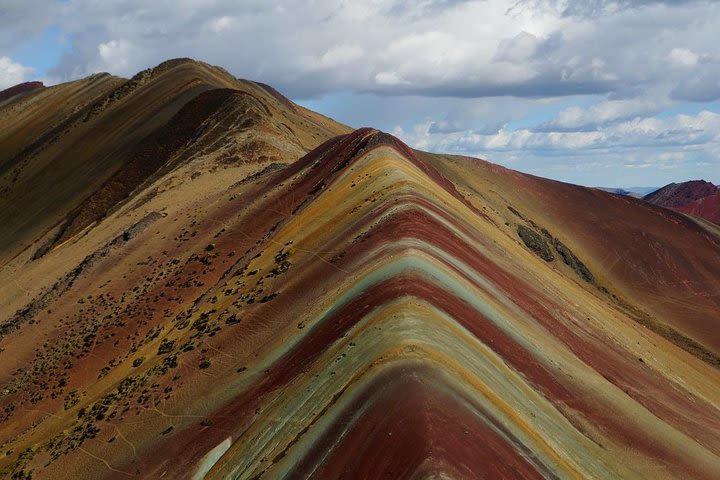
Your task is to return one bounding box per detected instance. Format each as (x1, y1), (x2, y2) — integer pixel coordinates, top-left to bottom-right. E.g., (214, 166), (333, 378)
(305, 45), (364, 70)
(375, 71), (409, 86)
(494, 31), (540, 62)
(399, 110), (720, 153)
(0, 56), (35, 90)
(668, 47), (699, 68)
(96, 39), (135, 71)
(394, 111), (720, 187)
(393, 109), (720, 186)
(23, 0), (713, 103)
(544, 96), (668, 130)
(206, 15), (236, 33)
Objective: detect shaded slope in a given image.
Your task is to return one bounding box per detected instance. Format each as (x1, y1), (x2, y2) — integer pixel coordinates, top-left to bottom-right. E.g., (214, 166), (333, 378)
(46, 89), (244, 249)
(0, 123), (717, 480)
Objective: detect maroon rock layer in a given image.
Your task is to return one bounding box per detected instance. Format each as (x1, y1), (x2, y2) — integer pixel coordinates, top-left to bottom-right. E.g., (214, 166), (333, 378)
(644, 180), (720, 224)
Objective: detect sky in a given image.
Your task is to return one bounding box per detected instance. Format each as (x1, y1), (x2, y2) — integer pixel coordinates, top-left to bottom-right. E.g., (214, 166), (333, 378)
(1, 0), (719, 188)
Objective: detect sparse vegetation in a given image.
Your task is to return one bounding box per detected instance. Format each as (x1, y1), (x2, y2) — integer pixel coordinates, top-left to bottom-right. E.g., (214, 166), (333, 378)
(63, 390), (80, 410)
(157, 338), (175, 355)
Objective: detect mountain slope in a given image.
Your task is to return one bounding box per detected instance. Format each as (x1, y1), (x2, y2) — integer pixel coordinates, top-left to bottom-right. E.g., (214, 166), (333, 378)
(0, 59), (349, 265)
(0, 64), (718, 479)
(428, 156), (720, 361)
(673, 193), (720, 224)
(644, 180), (720, 224)
(644, 180), (718, 208)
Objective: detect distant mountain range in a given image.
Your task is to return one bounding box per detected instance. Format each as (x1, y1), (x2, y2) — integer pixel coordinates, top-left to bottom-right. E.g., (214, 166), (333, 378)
(595, 186), (659, 198)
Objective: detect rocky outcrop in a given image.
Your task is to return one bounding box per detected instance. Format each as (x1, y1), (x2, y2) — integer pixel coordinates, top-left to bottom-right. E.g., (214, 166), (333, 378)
(554, 239), (594, 283)
(517, 225), (554, 261)
(517, 222), (595, 284)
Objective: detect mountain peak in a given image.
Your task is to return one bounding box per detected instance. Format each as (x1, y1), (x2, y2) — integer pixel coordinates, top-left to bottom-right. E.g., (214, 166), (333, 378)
(643, 180), (720, 224)
(644, 179), (718, 207)
(643, 180), (720, 223)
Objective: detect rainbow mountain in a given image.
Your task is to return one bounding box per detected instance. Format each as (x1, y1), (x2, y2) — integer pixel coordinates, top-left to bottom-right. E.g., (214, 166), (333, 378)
(1, 59), (719, 479)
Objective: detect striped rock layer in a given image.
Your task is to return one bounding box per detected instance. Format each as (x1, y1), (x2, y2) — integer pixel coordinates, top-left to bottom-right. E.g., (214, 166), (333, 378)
(0, 63), (719, 479)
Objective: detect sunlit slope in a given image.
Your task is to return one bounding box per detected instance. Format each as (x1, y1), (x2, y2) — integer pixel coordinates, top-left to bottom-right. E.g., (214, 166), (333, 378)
(1, 127), (717, 479)
(426, 153), (720, 360)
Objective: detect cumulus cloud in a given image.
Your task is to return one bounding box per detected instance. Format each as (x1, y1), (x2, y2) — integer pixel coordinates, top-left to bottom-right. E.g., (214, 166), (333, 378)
(538, 96), (669, 131)
(206, 15), (237, 33)
(671, 68), (720, 102)
(16, 0), (710, 105)
(304, 45), (364, 71)
(511, 0), (704, 18)
(375, 71), (410, 86)
(97, 39), (134, 71)
(398, 110), (720, 153)
(0, 56), (35, 89)
(668, 48), (699, 68)
(394, 110), (720, 186)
